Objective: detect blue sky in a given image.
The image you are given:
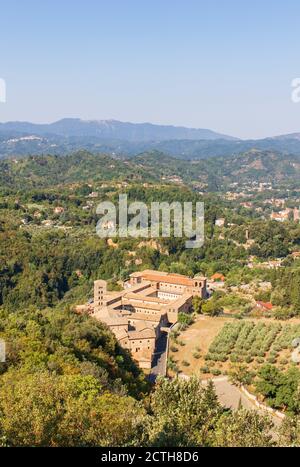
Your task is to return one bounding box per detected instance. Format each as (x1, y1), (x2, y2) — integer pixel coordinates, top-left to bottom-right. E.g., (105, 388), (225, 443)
(1, 0), (300, 138)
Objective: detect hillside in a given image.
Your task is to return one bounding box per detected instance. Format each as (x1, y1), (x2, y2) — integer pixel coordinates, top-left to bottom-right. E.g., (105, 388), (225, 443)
(2, 149), (300, 194)
(128, 150), (300, 189)
(139, 137), (300, 160)
(2, 147), (300, 446)
(209, 150), (300, 186)
(0, 151), (157, 190)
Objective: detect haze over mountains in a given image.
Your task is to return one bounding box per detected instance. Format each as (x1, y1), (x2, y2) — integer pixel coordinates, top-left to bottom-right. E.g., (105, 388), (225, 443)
(1, 118), (300, 160)
(0, 118), (236, 142)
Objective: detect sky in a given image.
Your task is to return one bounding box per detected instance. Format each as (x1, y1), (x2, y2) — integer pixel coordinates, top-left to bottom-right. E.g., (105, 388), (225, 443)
(1, 0), (300, 139)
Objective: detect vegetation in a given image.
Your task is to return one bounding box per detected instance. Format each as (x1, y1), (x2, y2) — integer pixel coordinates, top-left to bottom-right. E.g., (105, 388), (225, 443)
(1, 150), (300, 446)
(0, 363), (282, 447)
(255, 365), (300, 414)
(206, 321), (300, 366)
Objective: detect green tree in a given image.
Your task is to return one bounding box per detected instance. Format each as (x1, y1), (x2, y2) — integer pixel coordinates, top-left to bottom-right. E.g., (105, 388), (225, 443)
(192, 296), (203, 314)
(213, 410), (274, 447)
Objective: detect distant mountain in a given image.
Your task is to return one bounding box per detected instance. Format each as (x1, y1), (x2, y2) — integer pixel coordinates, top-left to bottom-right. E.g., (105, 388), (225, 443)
(143, 136), (300, 159)
(2, 119), (300, 161)
(2, 132), (300, 161)
(0, 118), (236, 142)
(270, 132), (300, 141)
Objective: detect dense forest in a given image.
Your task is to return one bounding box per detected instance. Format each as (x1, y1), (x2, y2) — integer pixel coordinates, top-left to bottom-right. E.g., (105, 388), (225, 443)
(2, 149), (300, 192)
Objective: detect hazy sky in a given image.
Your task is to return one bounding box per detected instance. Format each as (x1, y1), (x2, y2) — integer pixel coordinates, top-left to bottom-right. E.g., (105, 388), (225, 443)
(1, 0), (300, 139)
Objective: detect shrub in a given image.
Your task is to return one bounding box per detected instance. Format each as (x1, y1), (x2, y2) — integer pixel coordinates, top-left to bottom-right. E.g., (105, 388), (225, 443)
(178, 312), (194, 327)
(266, 357), (276, 364)
(205, 322), (300, 367)
(182, 360), (190, 367)
(279, 358), (288, 365)
(211, 368), (222, 376)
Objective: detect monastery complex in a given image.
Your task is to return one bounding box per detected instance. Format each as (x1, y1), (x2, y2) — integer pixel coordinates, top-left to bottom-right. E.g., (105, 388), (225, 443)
(76, 270), (207, 369)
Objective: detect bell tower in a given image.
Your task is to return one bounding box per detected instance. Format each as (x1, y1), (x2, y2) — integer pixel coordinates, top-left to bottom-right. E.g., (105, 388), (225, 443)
(94, 280), (107, 308)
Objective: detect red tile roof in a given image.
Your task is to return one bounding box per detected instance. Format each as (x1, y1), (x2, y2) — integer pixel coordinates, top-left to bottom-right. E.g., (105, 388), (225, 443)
(211, 273), (225, 281)
(256, 301), (273, 310)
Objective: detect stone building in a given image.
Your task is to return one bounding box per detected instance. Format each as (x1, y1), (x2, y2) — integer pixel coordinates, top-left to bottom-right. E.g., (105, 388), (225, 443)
(77, 270), (207, 369)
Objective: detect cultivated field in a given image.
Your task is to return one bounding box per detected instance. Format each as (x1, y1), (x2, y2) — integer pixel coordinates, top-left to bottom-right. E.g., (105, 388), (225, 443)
(168, 315), (233, 377)
(168, 316), (300, 378)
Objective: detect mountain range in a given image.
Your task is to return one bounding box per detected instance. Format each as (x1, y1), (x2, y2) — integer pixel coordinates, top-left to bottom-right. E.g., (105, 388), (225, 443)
(1, 118), (300, 160)
(0, 118), (236, 142)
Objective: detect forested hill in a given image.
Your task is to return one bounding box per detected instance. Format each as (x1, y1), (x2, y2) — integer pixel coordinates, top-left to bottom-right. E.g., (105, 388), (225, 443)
(136, 149), (300, 186)
(2, 149), (300, 192)
(0, 151), (156, 189)
(200, 149), (300, 185)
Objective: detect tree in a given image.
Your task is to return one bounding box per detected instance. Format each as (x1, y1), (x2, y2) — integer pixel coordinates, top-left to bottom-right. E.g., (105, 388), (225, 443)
(256, 364), (300, 413)
(228, 364), (254, 387)
(143, 377), (223, 447)
(279, 415), (300, 446)
(213, 410), (274, 447)
(202, 299), (223, 317)
(192, 296), (203, 314)
(0, 371), (144, 447)
(178, 312), (194, 326)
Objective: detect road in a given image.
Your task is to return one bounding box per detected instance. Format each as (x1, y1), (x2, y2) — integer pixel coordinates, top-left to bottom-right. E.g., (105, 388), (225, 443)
(201, 376), (282, 428)
(208, 376), (257, 410)
(149, 334), (168, 383)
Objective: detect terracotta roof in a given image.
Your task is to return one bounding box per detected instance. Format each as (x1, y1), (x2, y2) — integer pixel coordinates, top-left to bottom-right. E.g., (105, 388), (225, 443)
(256, 301), (273, 310)
(130, 269), (206, 287)
(143, 272), (194, 286)
(123, 292), (169, 304)
(163, 293), (191, 309)
(97, 313), (129, 326)
(113, 328), (129, 341)
(128, 312), (164, 322)
(211, 273), (225, 281)
(122, 299), (163, 311)
(105, 318), (128, 326)
(128, 328), (156, 339)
